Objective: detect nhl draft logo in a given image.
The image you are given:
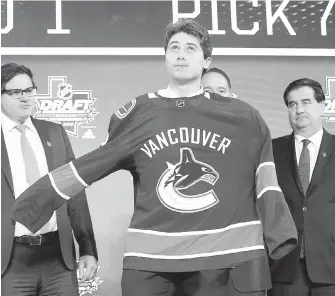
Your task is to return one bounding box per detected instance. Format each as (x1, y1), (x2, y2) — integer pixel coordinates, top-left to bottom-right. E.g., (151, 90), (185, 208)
(34, 76), (99, 138)
(323, 77), (335, 123)
(76, 259), (103, 296)
(156, 148), (219, 213)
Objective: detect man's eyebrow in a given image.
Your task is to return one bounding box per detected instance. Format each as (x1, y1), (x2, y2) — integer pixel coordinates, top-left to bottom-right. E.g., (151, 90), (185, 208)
(186, 42), (199, 48)
(168, 41), (199, 48)
(218, 86), (227, 91)
(168, 41), (180, 46)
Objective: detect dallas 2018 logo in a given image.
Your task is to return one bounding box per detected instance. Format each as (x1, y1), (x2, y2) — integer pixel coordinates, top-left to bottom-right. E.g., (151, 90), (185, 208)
(33, 76), (99, 138)
(76, 259), (103, 296)
(78, 277), (103, 296)
(323, 77), (335, 122)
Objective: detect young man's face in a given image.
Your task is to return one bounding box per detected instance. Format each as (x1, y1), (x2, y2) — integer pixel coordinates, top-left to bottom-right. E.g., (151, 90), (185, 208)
(202, 72), (232, 97)
(165, 32), (211, 83)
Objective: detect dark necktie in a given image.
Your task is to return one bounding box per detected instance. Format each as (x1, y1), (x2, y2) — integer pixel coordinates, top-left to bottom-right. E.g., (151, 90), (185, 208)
(298, 138), (310, 258)
(298, 139), (311, 196)
(16, 125), (41, 185)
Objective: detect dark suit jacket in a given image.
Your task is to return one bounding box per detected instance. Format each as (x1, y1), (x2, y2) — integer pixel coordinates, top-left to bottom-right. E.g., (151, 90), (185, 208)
(1, 118), (98, 276)
(271, 130), (335, 284)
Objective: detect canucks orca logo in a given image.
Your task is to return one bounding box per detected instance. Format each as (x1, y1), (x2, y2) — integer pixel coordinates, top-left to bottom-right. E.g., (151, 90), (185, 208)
(156, 148), (219, 213)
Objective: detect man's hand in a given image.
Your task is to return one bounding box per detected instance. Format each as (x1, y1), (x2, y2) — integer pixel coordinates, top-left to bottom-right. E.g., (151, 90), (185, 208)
(78, 255), (98, 282)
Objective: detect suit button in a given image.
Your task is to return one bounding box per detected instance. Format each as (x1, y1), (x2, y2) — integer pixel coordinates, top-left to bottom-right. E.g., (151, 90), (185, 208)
(302, 207), (307, 212)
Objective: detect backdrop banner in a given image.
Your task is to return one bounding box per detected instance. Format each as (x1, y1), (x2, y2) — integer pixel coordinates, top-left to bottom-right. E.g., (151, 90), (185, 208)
(1, 0), (335, 55)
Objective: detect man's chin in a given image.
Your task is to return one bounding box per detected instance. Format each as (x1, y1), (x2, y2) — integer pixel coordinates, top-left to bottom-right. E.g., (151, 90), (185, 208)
(20, 109), (34, 117)
(294, 123), (310, 131)
(173, 74), (198, 83)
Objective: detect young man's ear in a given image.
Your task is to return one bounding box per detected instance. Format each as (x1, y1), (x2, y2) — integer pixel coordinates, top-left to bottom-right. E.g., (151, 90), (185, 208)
(204, 57), (212, 70)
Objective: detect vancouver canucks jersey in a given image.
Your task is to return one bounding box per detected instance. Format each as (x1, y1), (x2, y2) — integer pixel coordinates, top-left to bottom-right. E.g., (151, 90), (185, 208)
(12, 91), (297, 272)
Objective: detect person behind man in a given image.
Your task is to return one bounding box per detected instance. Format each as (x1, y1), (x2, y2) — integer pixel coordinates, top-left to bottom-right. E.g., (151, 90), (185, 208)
(269, 78), (335, 296)
(1, 63), (98, 296)
(201, 68), (272, 295)
(202, 67), (235, 97)
(12, 19), (297, 296)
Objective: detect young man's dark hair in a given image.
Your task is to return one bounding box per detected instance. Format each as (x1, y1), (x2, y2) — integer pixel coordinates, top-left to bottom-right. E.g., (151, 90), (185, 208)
(164, 18), (213, 59)
(283, 78), (325, 106)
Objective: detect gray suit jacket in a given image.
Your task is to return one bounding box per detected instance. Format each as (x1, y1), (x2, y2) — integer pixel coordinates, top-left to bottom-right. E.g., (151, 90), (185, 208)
(1, 118), (98, 275)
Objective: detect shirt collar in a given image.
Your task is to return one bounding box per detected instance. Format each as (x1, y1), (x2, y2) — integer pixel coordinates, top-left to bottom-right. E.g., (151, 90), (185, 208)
(294, 128), (323, 148)
(24, 117), (35, 132)
(157, 85), (204, 98)
(1, 113), (35, 133)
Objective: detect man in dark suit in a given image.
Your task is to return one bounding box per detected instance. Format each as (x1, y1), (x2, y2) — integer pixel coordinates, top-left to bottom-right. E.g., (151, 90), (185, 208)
(1, 63), (99, 296)
(201, 67), (271, 295)
(269, 78), (335, 296)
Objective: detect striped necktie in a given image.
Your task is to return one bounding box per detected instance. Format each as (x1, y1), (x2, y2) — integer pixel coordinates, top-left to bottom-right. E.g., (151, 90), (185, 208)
(298, 139), (311, 196)
(298, 138), (310, 258)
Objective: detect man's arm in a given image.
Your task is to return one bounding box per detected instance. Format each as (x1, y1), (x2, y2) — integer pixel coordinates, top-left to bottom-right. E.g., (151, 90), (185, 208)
(61, 127), (98, 260)
(11, 98), (143, 233)
(255, 112), (298, 260)
(61, 127), (98, 281)
(11, 127), (135, 232)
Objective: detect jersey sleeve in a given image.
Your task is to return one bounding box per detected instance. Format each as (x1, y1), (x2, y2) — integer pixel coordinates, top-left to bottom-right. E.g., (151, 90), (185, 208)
(254, 111), (298, 260)
(11, 98), (142, 233)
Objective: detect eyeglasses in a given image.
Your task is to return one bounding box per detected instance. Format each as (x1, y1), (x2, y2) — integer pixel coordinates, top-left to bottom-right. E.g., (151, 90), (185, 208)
(2, 86), (37, 99)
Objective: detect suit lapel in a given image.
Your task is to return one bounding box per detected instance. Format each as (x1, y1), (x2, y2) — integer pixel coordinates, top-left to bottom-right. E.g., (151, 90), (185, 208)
(31, 118), (55, 171)
(286, 133), (305, 196)
(307, 129), (335, 196)
(1, 131), (15, 194)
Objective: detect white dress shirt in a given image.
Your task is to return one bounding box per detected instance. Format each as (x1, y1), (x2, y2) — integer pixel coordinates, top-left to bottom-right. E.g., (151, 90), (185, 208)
(157, 85), (205, 98)
(295, 128), (323, 181)
(2, 113), (57, 236)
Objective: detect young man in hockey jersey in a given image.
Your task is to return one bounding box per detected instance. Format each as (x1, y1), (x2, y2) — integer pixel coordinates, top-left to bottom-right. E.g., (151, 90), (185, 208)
(12, 19), (298, 296)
